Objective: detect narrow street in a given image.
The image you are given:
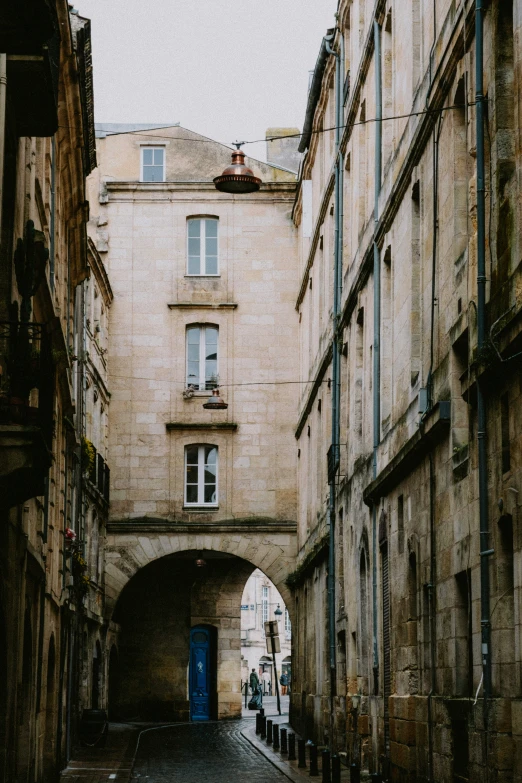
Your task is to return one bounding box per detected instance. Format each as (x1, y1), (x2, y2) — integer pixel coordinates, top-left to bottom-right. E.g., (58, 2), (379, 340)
(133, 722), (288, 783)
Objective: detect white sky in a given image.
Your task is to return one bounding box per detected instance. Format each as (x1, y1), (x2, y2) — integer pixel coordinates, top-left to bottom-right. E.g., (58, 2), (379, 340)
(77, 0), (338, 162)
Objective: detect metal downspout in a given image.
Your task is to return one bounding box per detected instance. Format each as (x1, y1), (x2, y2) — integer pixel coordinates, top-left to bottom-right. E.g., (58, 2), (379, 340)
(50, 137), (56, 290)
(372, 19), (382, 700)
(325, 28), (343, 745)
(475, 0), (491, 726)
(0, 54), (6, 241)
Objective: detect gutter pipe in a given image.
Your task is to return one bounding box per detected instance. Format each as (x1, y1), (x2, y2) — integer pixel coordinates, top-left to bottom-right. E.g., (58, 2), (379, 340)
(372, 19), (382, 698)
(299, 30), (335, 154)
(475, 0), (491, 720)
(325, 27), (344, 747)
(0, 54), (6, 241)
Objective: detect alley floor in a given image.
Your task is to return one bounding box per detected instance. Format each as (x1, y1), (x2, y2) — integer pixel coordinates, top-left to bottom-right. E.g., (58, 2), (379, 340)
(61, 697), (300, 783)
(132, 721), (289, 782)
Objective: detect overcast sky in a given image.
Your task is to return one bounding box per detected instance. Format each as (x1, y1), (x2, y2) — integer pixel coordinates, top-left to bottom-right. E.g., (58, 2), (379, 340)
(77, 0), (338, 162)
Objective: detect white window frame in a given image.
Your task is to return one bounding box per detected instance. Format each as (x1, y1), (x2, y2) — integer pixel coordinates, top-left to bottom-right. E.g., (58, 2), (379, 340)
(185, 324), (219, 391)
(184, 444), (218, 507)
(186, 217), (219, 276)
(262, 586), (269, 624)
(140, 146), (165, 182)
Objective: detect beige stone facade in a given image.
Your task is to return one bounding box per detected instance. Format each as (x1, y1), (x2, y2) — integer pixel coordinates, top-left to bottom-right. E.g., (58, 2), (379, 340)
(290, 1), (522, 781)
(0, 3), (102, 780)
(87, 125), (299, 720)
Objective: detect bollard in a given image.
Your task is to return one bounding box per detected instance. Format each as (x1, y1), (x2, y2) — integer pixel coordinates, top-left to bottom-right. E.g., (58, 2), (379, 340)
(309, 743), (319, 777)
(273, 723), (280, 751)
(266, 719), (273, 745)
(256, 713), (260, 735)
(280, 728), (288, 754)
(331, 754), (341, 783)
(298, 738), (307, 768)
(260, 715), (266, 739)
(288, 733), (296, 761)
(260, 707), (265, 717)
(369, 775), (382, 783)
(321, 749), (331, 783)
(349, 761), (360, 783)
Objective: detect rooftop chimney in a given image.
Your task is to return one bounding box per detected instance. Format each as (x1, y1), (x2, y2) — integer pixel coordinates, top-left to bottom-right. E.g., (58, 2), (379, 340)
(265, 128), (301, 173)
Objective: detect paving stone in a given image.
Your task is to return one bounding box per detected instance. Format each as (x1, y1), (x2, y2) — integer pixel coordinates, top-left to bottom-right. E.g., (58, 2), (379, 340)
(132, 721), (288, 782)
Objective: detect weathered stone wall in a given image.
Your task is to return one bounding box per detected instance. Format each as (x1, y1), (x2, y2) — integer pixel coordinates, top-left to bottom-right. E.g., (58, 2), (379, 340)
(292, 0), (522, 780)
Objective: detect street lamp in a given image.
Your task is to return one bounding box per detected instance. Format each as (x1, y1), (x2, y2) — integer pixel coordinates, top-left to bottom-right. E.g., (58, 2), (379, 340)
(274, 604), (283, 617)
(213, 145), (261, 194)
(202, 388), (228, 410)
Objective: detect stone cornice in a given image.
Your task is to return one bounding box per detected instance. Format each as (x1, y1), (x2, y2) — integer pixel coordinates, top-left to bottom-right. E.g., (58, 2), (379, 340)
(166, 422), (238, 432)
(107, 517), (297, 534)
(104, 181), (296, 199)
(168, 302), (238, 310)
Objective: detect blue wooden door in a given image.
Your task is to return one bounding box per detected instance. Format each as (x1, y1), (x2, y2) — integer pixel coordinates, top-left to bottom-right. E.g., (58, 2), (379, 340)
(190, 627), (211, 721)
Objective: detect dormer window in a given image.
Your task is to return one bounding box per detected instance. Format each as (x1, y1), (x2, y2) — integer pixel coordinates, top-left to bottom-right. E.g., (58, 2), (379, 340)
(141, 147), (165, 182)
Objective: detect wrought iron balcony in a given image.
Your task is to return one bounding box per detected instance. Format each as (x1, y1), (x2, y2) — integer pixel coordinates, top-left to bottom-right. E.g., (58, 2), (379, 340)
(0, 321), (54, 507)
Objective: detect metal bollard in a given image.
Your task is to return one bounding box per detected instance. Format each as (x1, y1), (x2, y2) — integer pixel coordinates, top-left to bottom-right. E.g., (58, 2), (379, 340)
(266, 719), (273, 745)
(309, 743), (319, 777)
(260, 707), (265, 717)
(288, 733), (296, 761)
(349, 761), (360, 783)
(298, 738), (307, 768)
(260, 714), (266, 739)
(280, 728), (288, 754)
(256, 713), (260, 735)
(331, 754), (341, 783)
(321, 749), (331, 782)
(273, 723), (280, 751)
(369, 775), (382, 783)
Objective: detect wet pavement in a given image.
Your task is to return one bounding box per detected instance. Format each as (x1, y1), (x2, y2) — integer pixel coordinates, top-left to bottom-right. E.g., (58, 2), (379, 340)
(132, 721), (288, 782)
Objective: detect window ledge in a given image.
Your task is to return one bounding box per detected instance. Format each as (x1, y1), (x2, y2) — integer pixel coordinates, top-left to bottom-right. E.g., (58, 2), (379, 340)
(184, 274), (221, 279)
(168, 302), (237, 309)
(166, 422), (238, 431)
(183, 506), (219, 512)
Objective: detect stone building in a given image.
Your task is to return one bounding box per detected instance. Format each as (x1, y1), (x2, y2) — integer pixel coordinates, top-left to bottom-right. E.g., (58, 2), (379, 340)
(290, 1), (522, 781)
(86, 124), (299, 721)
(0, 3), (103, 780)
(240, 569), (292, 692)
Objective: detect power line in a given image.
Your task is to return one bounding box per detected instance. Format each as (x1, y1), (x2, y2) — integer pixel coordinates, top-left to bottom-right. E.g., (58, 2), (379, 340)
(57, 101), (479, 150)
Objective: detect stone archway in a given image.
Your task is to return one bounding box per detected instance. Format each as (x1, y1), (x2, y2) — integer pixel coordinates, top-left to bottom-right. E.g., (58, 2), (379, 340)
(104, 520), (296, 620)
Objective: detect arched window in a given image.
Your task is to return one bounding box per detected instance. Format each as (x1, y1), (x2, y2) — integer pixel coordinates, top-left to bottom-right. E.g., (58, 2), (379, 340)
(184, 444), (218, 506)
(187, 217), (219, 275)
(186, 325), (218, 390)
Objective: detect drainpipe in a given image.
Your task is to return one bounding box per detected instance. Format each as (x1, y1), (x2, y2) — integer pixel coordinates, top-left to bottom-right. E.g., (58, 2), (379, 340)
(475, 0), (491, 720)
(50, 137), (56, 290)
(0, 53), (6, 241)
(372, 19), (382, 699)
(325, 26), (344, 746)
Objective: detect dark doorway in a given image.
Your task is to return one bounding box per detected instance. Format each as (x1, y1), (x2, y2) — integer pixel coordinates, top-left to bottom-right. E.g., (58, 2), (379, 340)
(92, 641), (102, 709)
(189, 625), (217, 721)
(0, 604), (7, 783)
(108, 645), (119, 720)
(43, 635), (56, 781)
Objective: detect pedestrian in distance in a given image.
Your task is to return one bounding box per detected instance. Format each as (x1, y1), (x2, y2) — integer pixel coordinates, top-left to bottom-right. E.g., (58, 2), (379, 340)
(249, 668), (259, 693)
(280, 672), (288, 695)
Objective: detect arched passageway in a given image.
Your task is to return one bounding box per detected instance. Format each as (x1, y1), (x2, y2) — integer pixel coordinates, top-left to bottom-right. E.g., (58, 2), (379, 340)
(110, 549), (289, 722)
(0, 605), (7, 783)
(43, 635), (56, 781)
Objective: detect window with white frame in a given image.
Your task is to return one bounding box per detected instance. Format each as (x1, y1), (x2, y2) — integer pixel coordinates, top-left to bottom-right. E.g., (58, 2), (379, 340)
(285, 609), (291, 639)
(262, 586), (269, 624)
(184, 444), (218, 506)
(186, 325), (218, 390)
(141, 147), (165, 182)
(187, 217), (218, 275)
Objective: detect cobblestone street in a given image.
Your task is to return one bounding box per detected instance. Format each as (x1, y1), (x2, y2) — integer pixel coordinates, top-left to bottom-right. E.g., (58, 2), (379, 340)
(132, 721), (288, 783)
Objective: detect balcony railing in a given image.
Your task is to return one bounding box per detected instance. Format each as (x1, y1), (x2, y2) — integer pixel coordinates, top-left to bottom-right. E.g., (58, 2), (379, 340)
(0, 321), (54, 450)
